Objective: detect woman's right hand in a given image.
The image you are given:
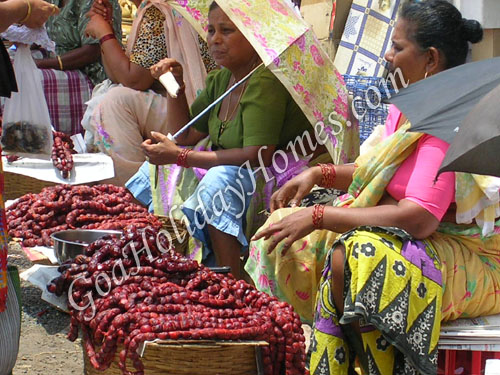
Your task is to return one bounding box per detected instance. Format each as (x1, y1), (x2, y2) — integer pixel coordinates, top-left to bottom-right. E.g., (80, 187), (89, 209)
(88, 0), (112, 23)
(23, 0), (59, 29)
(150, 58), (184, 84)
(270, 166), (322, 212)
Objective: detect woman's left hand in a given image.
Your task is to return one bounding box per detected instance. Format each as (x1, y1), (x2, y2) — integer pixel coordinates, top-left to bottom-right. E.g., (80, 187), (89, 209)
(251, 207), (315, 255)
(141, 131), (181, 166)
(85, 13), (112, 39)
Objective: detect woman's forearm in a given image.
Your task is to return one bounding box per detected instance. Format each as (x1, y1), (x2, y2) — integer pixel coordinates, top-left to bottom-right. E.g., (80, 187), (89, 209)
(100, 38), (154, 90)
(322, 199), (440, 239)
(309, 163), (357, 192)
(0, 0), (29, 32)
(36, 44), (100, 70)
(184, 145), (276, 170)
(165, 93), (193, 144)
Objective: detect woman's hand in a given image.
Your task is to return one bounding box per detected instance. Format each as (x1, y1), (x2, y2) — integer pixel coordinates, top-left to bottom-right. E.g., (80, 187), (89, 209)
(85, 12), (113, 39)
(270, 167), (322, 212)
(24, 0), (59, 29)
(251, 207), (315, 255)
(88, 0), (112, 22)
(141, 131), (181, 165)
(150, 58), (184, 85)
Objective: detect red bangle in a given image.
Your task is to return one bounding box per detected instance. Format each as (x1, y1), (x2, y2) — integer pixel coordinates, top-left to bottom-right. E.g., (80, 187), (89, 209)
(99, 33), (116, 45)
(312, 204), (325, 229)
(318, 163), (336, 188)
(176, 148), (192, 168)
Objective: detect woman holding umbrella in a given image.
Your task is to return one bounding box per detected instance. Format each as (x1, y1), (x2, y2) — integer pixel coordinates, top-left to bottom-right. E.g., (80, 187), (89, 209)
(248, 0), (499, 374)
(138, 1), (324, 279)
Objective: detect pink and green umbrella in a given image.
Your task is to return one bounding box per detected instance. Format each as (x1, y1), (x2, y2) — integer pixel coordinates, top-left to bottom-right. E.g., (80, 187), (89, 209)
(170, 0), (359, 163)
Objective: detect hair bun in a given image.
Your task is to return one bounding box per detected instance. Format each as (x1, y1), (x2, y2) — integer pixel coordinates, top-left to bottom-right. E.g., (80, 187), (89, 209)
(462, 18), (483, 44)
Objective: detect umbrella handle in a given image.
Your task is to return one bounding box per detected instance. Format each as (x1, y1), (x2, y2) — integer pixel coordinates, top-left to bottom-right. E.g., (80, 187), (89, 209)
(170, 62), (264, 140)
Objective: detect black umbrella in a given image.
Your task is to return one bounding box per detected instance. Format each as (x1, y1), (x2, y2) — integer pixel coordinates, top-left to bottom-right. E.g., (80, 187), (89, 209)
(389, 56), (500, 144)
(438, 82), (500, 177)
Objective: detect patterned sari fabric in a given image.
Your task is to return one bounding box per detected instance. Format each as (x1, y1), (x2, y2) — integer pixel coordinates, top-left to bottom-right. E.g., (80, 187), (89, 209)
(310, 227), (443, 375)
(0, 159), (8, 312)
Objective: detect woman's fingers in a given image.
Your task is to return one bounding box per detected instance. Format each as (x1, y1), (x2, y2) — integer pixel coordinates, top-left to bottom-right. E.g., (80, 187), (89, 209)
(289, 187), (307, 208)
(252, 221), (282, 242)
(92, 4), (107, 17)
(270, 189), (293, 212)
(267, 230), (290, 253)
(150, 131), (168, 143)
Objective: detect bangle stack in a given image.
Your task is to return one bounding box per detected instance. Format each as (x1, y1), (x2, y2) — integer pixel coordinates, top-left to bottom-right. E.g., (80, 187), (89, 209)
(312, 204), (325, 229)
(56, 55), (63, 70)
(99, 33), (116, 45)
(176, 148), (192, 168)
(318, 163), (336, 188)
(19, 0), (32, 24)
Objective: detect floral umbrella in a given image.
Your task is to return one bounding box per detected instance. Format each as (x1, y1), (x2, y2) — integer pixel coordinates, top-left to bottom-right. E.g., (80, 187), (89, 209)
(169, 0), (359, 163)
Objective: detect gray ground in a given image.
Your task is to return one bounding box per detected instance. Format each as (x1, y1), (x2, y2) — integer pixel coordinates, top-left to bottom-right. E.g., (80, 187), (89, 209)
(8, 243), (83, 375)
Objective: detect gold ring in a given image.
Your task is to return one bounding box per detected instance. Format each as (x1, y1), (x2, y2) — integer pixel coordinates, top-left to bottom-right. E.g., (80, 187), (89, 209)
(51, 4), (57, 14)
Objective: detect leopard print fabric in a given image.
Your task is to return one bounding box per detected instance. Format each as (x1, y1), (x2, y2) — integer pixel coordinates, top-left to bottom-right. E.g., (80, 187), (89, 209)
(130, 5), (218, 73)
(129, 6), (168, 69)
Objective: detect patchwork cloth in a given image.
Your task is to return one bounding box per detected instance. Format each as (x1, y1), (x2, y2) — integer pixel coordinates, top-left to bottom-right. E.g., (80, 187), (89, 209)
(334, 0), (402, 77)
(40, 69), (93, 135)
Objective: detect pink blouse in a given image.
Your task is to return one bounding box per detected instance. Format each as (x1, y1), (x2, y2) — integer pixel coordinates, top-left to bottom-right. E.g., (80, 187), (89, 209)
(383, 105), (455, 220)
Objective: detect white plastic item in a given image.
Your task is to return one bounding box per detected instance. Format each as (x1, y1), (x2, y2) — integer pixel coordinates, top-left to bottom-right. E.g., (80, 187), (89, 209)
(486, 359), (500, 375)
(159, 71), (181, 98)
(1, 44), (53, 157)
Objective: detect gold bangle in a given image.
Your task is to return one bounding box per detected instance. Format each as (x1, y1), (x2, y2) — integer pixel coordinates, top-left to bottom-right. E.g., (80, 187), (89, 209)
(19, 0), (32, 24)
(57, 55), (64, 70)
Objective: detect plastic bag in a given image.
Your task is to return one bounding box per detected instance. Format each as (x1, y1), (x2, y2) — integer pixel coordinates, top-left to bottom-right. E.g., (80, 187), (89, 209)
(1, 44), (53, 156)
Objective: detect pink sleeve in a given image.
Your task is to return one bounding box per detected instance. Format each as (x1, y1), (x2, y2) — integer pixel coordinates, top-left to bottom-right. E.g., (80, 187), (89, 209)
(383, 105), (400, 138)
(386, 134), (455, 220)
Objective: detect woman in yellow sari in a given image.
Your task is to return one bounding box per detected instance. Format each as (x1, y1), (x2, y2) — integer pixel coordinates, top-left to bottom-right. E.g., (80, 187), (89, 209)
(246, 1), (500, 374)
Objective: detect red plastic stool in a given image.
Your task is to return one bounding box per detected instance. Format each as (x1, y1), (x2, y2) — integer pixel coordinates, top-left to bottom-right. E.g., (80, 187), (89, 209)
(438, 349), (500, 375)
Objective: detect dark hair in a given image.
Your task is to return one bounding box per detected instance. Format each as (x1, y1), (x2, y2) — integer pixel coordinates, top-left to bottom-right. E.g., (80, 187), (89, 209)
(400, 0), (483, 68)
(209, 1), (219, 12)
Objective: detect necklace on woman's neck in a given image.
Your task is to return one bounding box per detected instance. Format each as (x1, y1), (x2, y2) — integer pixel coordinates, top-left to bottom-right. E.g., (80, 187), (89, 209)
(219, 76), (248, 136)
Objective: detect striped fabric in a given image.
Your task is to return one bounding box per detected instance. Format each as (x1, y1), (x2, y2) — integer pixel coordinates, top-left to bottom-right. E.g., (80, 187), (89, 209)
(40, 69), (94, 135)
(0, 272), (21, 375)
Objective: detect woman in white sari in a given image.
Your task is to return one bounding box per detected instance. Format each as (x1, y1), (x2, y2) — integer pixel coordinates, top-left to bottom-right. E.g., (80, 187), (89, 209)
(82, 0), (212, 186)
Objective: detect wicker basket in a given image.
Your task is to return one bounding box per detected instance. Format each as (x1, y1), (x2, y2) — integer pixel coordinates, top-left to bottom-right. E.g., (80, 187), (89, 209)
(83, 340), (267, 375)
(156, 215), (189, 256)
(4, 171), (57, 201)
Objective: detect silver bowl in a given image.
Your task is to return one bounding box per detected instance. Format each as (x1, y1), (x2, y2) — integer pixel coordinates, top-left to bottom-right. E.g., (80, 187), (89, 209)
(51, 229), (122, 263)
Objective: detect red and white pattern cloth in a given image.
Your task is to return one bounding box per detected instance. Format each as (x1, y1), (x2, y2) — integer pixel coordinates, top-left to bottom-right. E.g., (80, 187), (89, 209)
(40, 69), (93, 135)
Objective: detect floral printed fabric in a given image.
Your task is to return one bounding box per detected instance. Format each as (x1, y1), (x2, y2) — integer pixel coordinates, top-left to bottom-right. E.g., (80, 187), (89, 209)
(310, 227), (443, 375)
